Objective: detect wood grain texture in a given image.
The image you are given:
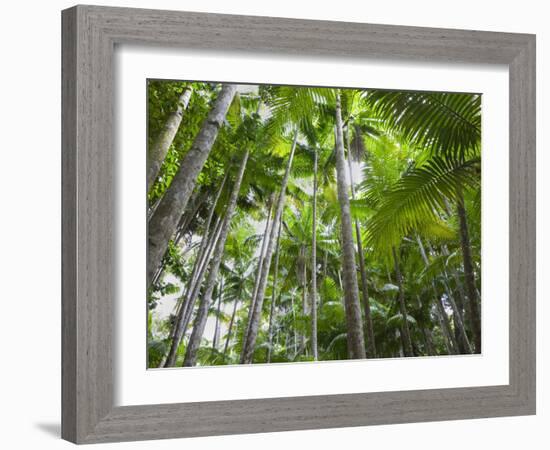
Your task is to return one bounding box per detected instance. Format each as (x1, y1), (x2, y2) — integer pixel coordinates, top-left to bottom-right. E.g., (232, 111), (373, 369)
(61, 4), (536, 444)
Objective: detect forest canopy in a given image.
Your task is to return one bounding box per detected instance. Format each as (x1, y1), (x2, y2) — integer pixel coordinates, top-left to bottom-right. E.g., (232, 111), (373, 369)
(146, 80), (482, 368)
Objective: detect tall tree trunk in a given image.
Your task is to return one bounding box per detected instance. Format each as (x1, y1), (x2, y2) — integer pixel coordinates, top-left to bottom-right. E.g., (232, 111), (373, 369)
(434, 296), (458, 354)
(442, 277), (473, 353)
(243, 196), (274, 345)
(310, 148), (319, 361)
(179, 218), (224, 330)
(392, 246), (413, 357)
(147, 86), (193, 190)
(422, 326), (436, 356)
(148, 84), (237, 285)
(150, 189), (207, 286)
(334, 92), (366, 360)
(298, 249), (308, 356)
(184, 150), (249, 366)
(457, 193), (481, 353)
(212, 278), (223, 350)
(176, 174), (228, 306)
(291, 295), (298, 356)
(428, 242), (470, 351)
(240, 131), (298, 364)
(346, 127), (376, 358)
(267, 213), (283, 363)
(163, 174), (227, 367)
(223, 286), (241, 357)
(415, 236), (468, 354)
(163, 216), (223, 367)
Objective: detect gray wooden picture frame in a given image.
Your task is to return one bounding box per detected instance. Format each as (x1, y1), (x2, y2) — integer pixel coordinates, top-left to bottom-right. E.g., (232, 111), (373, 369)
(61, 4), (536, 444)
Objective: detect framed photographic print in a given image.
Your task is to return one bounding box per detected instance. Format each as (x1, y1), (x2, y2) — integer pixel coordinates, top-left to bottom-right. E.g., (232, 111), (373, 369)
(62, 4), (536, 444)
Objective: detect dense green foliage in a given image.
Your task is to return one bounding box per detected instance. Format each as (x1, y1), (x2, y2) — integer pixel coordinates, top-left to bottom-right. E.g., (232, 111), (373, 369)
(147, 81), (481, 367)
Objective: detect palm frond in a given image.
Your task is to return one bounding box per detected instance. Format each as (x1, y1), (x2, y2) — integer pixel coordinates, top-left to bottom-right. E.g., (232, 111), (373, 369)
(364, 90), (481, 161)
(365, 156), (480, 255)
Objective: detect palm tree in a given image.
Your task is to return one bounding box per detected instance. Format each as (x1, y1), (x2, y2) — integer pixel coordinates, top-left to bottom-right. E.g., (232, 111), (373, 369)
(184, 149), (250, 366)
(267, 213), (284, 362)
(392, 246), (414, 356)
(147, 82), (483, 367)
(364, 89), (481, 352)
(147, 85), (193, 189)
(334, 91), (366, 359)
(241, 130), (298, 364)
(148, 84), (237, 284)
(163, 172), (228, 367)
(310, 147), (319, 360)
(345, 125), (377, 358)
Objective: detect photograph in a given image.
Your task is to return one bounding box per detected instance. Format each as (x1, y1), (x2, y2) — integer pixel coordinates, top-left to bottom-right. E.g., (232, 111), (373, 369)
(146, 80), (482, 368)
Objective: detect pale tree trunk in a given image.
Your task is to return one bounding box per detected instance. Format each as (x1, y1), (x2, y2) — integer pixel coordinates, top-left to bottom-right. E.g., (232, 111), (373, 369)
(240, 131), (298, 364)
(442, 278), (473, 353)
(163, 174), (228, 367)
(334, 93), (366, 360)
(184, 150), (249, 366)
(223, 286), (241, 357)
(427, 242), (470, 352)
(416, 236), (469, 354)
(147, 86), (193, 190)
(298, 249), (308, 356)
(243, 196), (274, 345)
(422, 326), (436, 356)
(163, 216), (223, 367)
(392, 246), (413, 357)
(435, 296), (458, 354)
(212, 278), (223, 350)
(291, 295), (298, 356)
(457, 193), (481, 353)
(173, 175), (227, 320)
(310, 148), (319, 360)
(346, 128), (376, 358)
(178, 218), (224, 332)
(267, 213), (283, 363)
(173, 190), (206, 245)
(148, 84), (237, 284)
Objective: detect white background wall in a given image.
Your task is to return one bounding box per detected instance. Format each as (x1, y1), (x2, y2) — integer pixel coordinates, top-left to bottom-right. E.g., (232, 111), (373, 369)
(0, 0), (546, 448)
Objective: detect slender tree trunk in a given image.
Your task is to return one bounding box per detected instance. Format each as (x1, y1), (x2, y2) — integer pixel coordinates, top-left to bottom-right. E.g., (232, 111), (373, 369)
(310, 148), (319, 360)
(240, 131), (298, 364)
(267, 214), (283, 363)
(163, 174), (227, 367)
(212, 278), (223, 350)
(434, 296), (458, 354)
(298, 250), (308, 356)
(147, 86), (193, 190)
(182, 175), (228, 288)
(184, 150), (249, 366)
(445, 259), (469, 338)
(179, 218), (224, 329)
(148, 84), (237, 285)
(457, 193), (481, 353)
(428, 242), (470, 351)
(416, 236), (468, 354)
(443, 278), (473, 353)
(392, 246), (413, 357)
(423, 327), (436, 356)
(223, 287), (241, 357)
(151, 186), (206, 285)
(163, 216), (223, 367)
(334, 93), (366, 360)
(346, 127), (376, 358)
(291, 295), (298, 356)
(243, 196), (274, 345)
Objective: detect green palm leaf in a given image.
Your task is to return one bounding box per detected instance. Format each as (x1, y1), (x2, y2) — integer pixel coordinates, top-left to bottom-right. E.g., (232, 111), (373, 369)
(364, 90), (481, 161)
(366, 156), (480, 255)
